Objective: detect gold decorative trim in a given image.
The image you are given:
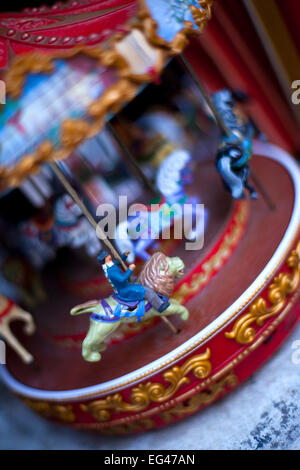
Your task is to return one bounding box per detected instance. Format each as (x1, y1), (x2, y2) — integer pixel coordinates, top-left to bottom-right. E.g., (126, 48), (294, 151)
(0, 0), (214, 189)
(74, 418), (156, 435)
(138, 0), (213, 55)
(99, 418), (155, 435)
(5, 53), (55, 99)
(160, 371), (238, 422)
(225, 241), (300, 345)
(80, 348), (211, 422)
(22, 398), (76, 423)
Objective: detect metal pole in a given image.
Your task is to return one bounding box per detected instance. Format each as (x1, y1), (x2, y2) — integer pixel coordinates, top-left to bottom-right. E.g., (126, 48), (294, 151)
(107, 122), (159, 197)
(180, 54), (231, 137)
(49, 161), (128, 271)
(250, 170), (276, 211)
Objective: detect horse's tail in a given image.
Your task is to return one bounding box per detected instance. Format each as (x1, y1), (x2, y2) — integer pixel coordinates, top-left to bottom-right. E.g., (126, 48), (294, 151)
(70, 300), (99, 316)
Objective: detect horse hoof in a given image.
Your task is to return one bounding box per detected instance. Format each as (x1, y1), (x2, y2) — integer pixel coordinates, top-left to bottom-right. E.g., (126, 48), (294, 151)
(83, 351), (101, 362)
(181, 311), (189, 321)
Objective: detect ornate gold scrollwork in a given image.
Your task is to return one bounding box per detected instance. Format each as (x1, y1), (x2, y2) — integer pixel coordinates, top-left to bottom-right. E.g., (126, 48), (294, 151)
(22, 398), (76, 423)
(5, 53), (55, 99)
(99, 418), (155, 435)
(225, 241), (300, 345)
(160, 371), (238, 423)
(139, 0), (213, 55)
(81, 349), (212, 422)
(191, 0), (214, 30)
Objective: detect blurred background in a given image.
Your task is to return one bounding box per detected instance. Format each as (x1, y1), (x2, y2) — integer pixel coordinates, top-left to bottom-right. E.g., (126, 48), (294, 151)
(2, 0), (300, 153)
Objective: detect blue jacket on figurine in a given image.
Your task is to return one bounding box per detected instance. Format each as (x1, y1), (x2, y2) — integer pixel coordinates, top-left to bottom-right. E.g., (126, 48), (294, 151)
(103, 253), (145, 302)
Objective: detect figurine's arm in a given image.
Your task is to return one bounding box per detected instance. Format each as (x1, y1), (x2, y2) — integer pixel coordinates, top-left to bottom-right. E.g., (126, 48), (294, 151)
(114, 251), (129, 267)
(110, 266), (133, 284)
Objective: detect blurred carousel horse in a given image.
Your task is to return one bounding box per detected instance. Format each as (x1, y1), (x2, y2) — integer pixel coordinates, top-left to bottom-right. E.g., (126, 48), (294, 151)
(20, 194), (101, 268)
(212, 89), (265, 200)
(115, 149), (208, 263)
(0, 294), (35, 364)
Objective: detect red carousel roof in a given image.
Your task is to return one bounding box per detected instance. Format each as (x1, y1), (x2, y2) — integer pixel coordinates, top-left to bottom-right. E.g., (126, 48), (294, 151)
(0, 1), (139, 66)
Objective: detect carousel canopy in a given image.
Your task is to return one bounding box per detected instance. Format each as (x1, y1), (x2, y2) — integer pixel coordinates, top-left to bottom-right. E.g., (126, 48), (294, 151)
(0, 0), (213, 189)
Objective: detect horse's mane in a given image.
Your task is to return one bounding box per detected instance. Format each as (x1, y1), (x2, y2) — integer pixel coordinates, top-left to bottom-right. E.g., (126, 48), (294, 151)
(138, 252), (174, 299)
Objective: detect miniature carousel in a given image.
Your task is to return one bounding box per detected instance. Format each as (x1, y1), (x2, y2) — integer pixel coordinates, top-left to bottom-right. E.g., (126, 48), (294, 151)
(0, 0), (300, 435)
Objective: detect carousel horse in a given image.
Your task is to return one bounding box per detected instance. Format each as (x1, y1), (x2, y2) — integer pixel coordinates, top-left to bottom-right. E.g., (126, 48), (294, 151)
(212, 89), (261, 200)
(0, 294), (35, 364)
(115, 149), (208, 264)
(71, 252), (189, 362)
(20, 194), (101, 268)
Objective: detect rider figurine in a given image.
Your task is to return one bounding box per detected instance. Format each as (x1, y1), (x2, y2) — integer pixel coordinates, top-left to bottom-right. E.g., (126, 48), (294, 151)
(97, 250), (170, 313)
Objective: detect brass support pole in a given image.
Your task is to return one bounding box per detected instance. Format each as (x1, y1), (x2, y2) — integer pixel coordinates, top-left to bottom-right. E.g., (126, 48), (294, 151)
(107, 122), (159, 197)
(180, 54), (231, 137)
(250, 170), (275, 211)
(49, 161), (127, 271)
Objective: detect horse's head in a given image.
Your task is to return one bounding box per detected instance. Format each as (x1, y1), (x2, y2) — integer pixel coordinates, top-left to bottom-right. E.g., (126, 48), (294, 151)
(139, 252), (185, 298)
(165, 256), (185, 279)
(70, 300), (100, 316)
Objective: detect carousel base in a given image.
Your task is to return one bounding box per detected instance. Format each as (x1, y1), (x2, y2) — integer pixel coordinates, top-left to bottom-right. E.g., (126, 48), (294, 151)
(1, 142), (300, 435)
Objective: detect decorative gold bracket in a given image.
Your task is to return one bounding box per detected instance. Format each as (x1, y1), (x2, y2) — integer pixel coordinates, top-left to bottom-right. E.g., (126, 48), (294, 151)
(160, 371), (238, 422)
(225, 241), (300, 345)
(81, 348), (212, 422)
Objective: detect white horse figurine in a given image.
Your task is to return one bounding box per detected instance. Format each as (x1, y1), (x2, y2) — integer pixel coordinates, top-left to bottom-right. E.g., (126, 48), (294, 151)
(0, 294), (35, 364)
(115, 150), (208, 263)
